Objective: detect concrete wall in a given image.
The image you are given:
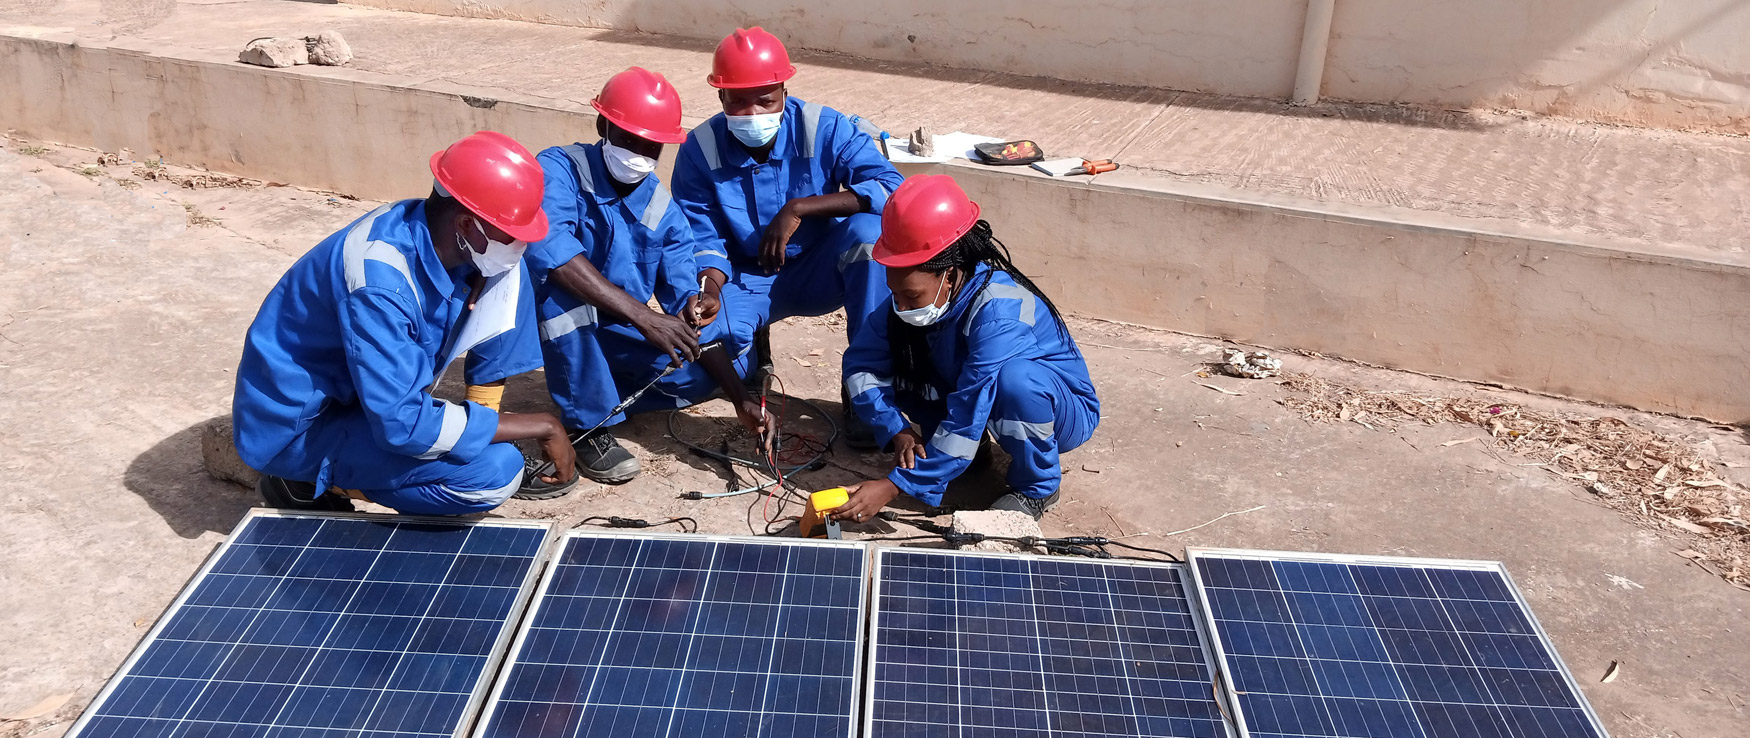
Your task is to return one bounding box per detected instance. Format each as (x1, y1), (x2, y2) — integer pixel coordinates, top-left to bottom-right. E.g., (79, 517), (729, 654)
(4, 30), (1748, 421)
(956, 167), (1750, 423)
(0, 32), (591, 200)
(343, 0), (1750, 133)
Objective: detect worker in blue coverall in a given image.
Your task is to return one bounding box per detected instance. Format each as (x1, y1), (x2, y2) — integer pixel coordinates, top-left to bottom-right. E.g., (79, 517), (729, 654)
(671, 27), (906, 448)
(232, 131), (578, 515)
(466, 67), (775, 492)
(832, 175), (1100, 522)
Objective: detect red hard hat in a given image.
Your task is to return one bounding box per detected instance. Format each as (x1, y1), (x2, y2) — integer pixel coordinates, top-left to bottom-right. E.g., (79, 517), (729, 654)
(429, 131), (549, 243)
(707, 27), (797, 89)
(592, 67), (686, 144)
(873, 175), (982, 268)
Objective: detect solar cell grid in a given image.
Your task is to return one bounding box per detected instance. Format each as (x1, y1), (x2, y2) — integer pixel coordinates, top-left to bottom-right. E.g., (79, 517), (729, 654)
(473, 534), (867, 738)
(1187, 549), (1608, 738)
(867, 549), (1232, 738)
(66, 511), (551, 738)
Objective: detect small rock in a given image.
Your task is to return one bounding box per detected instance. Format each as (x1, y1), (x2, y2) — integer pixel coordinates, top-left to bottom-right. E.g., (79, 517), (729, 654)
(951, 510), (1041, 553)
(239, 38), (308, 68)
(306, 31), (353, 66)
(201, 416), (260, 489)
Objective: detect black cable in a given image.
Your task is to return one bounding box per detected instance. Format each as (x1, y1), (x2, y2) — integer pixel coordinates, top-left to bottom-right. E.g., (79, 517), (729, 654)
(1103, 540), (1185, 562)
(665, 393), (837, 475)
(860, 527), (1183, 563)
(578, 516), (698, 534)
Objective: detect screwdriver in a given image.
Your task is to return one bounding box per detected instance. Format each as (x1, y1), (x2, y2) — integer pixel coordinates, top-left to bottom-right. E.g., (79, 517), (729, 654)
(1066, 159), (1119, 176)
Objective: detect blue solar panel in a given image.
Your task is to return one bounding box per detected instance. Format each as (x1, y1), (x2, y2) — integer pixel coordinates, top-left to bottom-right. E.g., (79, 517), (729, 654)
(473, 534), (868, 738)
(66, 511), (552, 738)
(1187, 549), (1608, 738)
(867, 549), (1232, 738)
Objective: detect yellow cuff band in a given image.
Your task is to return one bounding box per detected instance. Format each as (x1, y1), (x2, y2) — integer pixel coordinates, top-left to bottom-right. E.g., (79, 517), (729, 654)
(466, 383), (505, 411)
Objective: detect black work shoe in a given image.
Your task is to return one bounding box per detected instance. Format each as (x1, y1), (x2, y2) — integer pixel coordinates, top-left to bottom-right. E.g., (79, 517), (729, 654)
(967, 437), (997, 476)
(514, 452), (580, 501)
(573, 430), (641, 485)
(258, 475), (353, 512)
(840, 385), (879, 451)
(989, 489), (1062, 521)
(745, 325), (774, 395)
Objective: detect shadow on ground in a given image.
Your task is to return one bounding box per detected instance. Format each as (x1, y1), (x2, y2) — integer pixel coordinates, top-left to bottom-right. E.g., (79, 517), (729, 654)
(124, 419), (258, 539)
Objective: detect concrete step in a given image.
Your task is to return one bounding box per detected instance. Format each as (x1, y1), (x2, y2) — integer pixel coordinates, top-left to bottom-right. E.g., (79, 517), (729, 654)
(7, 0), (1747, 254)
(3, 0), (1747, 421)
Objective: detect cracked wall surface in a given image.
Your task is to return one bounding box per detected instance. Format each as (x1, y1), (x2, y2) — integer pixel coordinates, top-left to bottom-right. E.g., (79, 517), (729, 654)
(341, 0), (1750, 132)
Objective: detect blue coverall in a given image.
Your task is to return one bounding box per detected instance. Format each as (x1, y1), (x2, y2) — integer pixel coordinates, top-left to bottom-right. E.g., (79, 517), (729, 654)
(233, 200), (541, 515)
(468, 142), (731, 427)
(842, 266), (1101, 505)
(671, 96), (906, 366)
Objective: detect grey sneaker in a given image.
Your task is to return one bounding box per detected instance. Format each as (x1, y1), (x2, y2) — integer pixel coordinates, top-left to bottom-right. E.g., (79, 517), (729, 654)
(989, 489), (1061, 521)
(573, 430), (641, 485)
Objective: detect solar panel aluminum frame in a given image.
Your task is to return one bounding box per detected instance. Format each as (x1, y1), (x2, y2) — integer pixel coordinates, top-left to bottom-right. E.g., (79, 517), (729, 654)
(470, 531), (873, 738)
(62, 508), (560, 738)
(1183, 547), (1611, 738)
(863, 547), (1238, 738)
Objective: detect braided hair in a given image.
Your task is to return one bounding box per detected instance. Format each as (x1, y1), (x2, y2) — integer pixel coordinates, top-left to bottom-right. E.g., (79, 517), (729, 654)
(888, 220), (1065, 400)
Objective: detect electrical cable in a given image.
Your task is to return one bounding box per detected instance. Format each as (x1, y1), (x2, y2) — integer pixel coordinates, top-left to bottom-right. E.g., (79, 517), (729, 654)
(868, 516), (1184, 562)
(577, 515), (699, 534)
(665, 394), (837, 475)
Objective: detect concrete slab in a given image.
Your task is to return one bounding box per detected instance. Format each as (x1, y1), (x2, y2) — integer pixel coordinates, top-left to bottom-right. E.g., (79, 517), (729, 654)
(0, 137), (1746, 738)
(2, 0), (1747, 255)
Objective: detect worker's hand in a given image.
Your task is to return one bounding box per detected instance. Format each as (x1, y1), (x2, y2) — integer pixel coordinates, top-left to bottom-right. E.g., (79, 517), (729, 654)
(686, 292), (721, 328)
(633, 312), (702, 367)
(464, 271), (488, 310)
(737, 398), (778, 456)
(537, 419), (577, 485)
(833, 478), (901, 523)
(892, 429), (928, 469)
(688, 268), (726, 328)
(758, 204), (802, 274)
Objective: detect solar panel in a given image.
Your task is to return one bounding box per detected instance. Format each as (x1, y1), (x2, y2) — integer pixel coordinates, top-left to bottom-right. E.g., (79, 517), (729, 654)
(473, 533), (868, 738)
(1186, 548), (1609, 738)
(867, 548), (1234, 738)
(65, 510), (553, 738)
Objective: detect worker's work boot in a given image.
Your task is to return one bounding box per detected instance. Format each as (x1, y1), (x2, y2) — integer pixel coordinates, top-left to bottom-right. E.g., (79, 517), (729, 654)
(840, 385), (879, 450)
(514, 453), (580, 501)
(258, 475), (353, 512)
(989, 489), (1061, 521)
(573, 429), (641, 485)
(745, 325), (774, 395)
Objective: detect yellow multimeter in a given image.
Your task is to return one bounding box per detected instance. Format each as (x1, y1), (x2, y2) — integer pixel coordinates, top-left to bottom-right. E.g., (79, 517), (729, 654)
(799, 487), (850, 539)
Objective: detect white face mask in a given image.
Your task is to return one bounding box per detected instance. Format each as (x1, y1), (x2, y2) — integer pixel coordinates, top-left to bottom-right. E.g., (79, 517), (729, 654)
(726, 112), (783, 148)
(458, 219), (525, 278)
(601, 139), (656, 184)
(894, 276), (950, 327)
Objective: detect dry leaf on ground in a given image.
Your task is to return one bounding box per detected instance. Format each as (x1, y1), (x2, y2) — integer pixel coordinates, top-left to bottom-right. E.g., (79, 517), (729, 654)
(1278, 372), (1749, 589)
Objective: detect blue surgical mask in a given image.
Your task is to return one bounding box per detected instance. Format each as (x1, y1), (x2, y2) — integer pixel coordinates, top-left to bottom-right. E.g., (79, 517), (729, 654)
(894, 278), (950, 327)
(726, 112), (783, 148)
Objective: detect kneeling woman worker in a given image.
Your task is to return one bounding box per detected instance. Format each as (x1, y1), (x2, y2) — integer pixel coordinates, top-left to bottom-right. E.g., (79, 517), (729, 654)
(834, 175), (1100, 522)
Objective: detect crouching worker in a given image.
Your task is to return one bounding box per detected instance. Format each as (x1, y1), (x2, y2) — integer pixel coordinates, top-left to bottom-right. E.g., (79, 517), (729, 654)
(466, 67), (775, 491)
(232, 131), (578, 515)
(832, 176), (1100, 523)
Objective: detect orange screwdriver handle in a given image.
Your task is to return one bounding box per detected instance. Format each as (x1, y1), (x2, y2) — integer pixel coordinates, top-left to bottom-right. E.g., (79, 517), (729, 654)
(1082, 160), (1119, 175)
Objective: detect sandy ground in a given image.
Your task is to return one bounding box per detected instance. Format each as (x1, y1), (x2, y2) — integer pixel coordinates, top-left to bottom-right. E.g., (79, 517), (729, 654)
(0, 139), (1746, 737)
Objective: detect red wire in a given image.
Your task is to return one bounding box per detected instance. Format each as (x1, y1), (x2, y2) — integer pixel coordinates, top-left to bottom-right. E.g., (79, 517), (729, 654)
(761, 373), (790, 524)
